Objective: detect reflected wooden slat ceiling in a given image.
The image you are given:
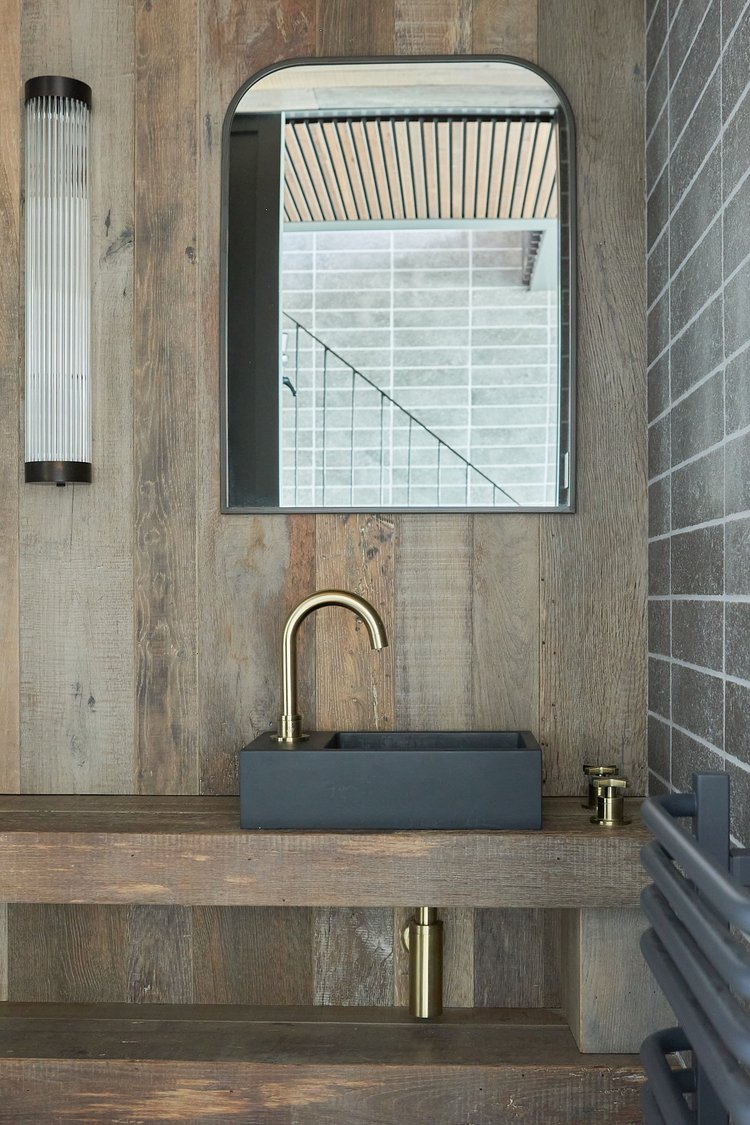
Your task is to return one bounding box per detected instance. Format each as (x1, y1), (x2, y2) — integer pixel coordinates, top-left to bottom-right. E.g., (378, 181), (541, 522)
(283, 116), (558, 224)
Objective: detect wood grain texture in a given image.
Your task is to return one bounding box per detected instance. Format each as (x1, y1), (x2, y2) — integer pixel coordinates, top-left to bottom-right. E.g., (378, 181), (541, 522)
(472, 0), (538, 59)
(196, 0), (316, 797)
(0, 0), (20, 796)
(312, 2), (401, 1021)
(134, 0), (198, 795)
(0, 907), (7, 1001)
(193, 907), (313, 1005)
(472, 515), (540, 731)
(0, 796), (650, 908)
(395, 0), (473, 54)
(0, 1005), (645, 1123)
(474, 908), (561, 1006)
(20, 0), (135, 794)
(313, 907), (394, 1005)
(194, 0), (317, 1020)
(317, 0), (396, 55)
(561, 907), (674, 1053)
(315, 514), (395, 732)
(7, 905), (127, 1002)
(538, 0), (648, 794)
(125, 906), (193, 1004)
(395, 515), (473, 730)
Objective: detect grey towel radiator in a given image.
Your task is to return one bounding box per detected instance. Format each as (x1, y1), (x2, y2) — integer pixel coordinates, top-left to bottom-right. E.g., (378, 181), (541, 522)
(640, 772), (750, 1124)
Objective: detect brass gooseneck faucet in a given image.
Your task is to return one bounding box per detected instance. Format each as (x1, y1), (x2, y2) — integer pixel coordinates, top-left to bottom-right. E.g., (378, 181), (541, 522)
(276, 590), (388, 743)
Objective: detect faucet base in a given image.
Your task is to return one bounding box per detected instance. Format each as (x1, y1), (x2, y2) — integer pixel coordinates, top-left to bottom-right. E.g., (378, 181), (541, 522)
(275, 713), (308, 743)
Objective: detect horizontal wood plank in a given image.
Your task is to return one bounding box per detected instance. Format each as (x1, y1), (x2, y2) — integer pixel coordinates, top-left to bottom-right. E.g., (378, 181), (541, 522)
(0, 1004), (644, 1123)
(0, 797), (648, 908)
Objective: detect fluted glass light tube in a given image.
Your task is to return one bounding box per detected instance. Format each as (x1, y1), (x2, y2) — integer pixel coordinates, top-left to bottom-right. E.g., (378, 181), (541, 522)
(24, 76), (92, 484)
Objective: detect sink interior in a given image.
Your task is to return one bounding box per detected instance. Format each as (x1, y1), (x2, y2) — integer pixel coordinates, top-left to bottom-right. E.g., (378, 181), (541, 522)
(327, 730), (532, 750)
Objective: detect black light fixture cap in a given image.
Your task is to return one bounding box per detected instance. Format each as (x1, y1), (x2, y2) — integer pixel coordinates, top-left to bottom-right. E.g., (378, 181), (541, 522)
(25, 76), (91, 107)
(25, 460), (92, 485)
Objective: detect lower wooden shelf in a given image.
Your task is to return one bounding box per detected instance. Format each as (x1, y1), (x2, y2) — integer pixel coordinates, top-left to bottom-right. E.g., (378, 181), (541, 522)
(0, 1003), (644, 1123)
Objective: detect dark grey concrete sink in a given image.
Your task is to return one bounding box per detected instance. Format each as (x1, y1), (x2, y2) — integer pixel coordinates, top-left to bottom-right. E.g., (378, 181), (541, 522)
(239, 730), (542, 830)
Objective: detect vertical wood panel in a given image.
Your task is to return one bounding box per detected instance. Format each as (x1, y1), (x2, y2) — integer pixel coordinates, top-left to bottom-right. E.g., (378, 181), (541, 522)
(474, 909), (561, 1007)
(126, 907), (193, 1004)
(538, 0), (647, 794)
(472, 0), (538, 58)
(20, 0), (135, 794)
(8, 905), (127, 1002)
(395, 0), (472, 54)
(315, 514), (395, 732)
(317, 0), (396, 55)
(314, 0), (399, 1006)
(562, 908), (673, 1052)
(195, 0), (318, 1008)
(313, 908), (393, 1005)
(472, 516), (540, 731)
(395, 516), (473, 730)
(134, 0), (198, 795)
(0, 0), (20, 796)
(193, 908), (313, 1005)
(0, 907), (7, 1001)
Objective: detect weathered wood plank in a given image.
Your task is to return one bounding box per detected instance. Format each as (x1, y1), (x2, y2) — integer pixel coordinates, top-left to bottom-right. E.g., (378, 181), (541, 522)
(193, 907), (313, 1005)
(472, 0), (538, 59)
(0, 0), (20, 796)
(196, 0), (317, 796)
(313, 4), (401, 1016)
(0, 1005), (644, 1123)
(538, 0), (648, 794)
(0, 907), (7, 1002)
(20, 0), (135, 794)
(472, 515), (540, 731)
(315, 514), (395, 733)
(126, 906), (193, 1004)
(561, 907), (674, 1053)
(395, 0), (472, 54)
(474, 908), (561, 1007)
(134, 0), (198, 795)
(395, 516), (473, 731)
(195, 0), (318, 1016)
(313, 907), (394, 1005)
(317, 0), (396, 55)
(0, 797), (649, 908)
(7, 905), (127, 1002)
(468, 0), (542, 1023)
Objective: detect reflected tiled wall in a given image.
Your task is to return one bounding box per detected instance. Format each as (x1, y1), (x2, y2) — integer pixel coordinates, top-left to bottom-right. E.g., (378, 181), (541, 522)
(280, 228), (558, 508)
(647, 0), (750, 838)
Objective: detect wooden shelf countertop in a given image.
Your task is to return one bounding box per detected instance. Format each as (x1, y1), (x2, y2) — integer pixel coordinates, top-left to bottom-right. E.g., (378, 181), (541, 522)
(0, 1004), (644, 1122)
(0, 795), (649, 908)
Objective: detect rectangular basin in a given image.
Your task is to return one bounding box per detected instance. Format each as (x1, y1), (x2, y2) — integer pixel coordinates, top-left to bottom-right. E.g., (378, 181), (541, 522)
(239, 730), (542, 830)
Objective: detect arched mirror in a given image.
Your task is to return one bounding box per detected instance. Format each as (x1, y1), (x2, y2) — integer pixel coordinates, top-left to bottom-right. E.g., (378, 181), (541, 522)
(221, 57), (576, 513)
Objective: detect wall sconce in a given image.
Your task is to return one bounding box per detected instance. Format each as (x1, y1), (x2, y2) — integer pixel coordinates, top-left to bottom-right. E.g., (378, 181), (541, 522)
(24, 76), (91, 485)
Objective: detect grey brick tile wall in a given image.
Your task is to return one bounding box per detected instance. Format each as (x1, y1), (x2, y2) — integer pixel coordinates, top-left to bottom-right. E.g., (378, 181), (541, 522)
(647, 0), (750, 841)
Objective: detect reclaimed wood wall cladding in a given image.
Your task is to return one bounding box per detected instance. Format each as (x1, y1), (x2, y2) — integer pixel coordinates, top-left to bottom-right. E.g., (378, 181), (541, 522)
(1, 0), (646, 1011)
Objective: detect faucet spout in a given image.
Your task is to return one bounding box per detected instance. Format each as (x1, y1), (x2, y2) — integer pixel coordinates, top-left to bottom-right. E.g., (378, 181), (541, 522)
(277, 589), (388, 743)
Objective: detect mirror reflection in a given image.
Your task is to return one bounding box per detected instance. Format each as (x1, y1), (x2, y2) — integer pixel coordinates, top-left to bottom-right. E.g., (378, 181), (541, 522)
(222, 60), (575, 512)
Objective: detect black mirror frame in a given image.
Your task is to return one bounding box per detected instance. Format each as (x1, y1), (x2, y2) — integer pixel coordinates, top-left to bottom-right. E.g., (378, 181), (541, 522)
(220, 55), (577, 514)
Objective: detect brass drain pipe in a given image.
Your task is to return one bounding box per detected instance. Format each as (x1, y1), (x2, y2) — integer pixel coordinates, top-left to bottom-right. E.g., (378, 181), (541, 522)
(402, 907), (443, 1019)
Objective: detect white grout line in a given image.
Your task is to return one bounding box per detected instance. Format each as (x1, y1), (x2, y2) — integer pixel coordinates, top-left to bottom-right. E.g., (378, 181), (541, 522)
(646, 0), (714, 123)
(649, 420), (750, 485)
(649, 593), (750, 603)
(649, 653), (750, 692)
(649, 505), (750, 542)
